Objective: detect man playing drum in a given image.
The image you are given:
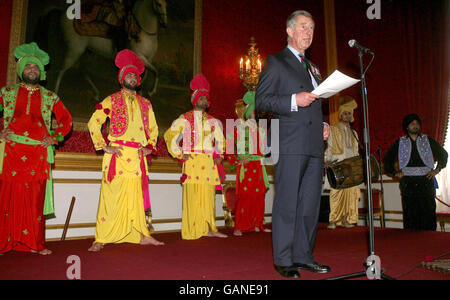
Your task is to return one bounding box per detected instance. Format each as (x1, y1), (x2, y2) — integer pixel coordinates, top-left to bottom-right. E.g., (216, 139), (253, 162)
(325, 99), (361, 229)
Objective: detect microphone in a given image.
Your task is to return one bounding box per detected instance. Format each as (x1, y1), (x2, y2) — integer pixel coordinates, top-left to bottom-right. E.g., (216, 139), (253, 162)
(348, 39), (374, 55)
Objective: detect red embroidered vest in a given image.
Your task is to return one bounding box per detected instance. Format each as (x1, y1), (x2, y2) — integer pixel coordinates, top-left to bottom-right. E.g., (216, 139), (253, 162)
(182, 110), (217, 152)
(109, 91), (152, 139)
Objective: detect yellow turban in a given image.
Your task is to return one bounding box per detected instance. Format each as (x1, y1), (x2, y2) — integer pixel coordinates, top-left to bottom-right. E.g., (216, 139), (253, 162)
(338, 99), (357, 122)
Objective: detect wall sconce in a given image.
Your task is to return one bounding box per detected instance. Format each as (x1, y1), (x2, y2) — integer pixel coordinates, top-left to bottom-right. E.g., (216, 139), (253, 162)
(239, 37), (262, 91)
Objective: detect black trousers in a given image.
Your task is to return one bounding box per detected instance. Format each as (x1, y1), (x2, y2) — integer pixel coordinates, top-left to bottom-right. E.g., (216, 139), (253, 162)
(272, 155), (323, 266)
(400, 176), (437, 231)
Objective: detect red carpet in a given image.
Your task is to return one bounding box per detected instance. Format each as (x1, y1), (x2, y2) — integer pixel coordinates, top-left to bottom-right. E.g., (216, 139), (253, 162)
(0, 224), (449, 280)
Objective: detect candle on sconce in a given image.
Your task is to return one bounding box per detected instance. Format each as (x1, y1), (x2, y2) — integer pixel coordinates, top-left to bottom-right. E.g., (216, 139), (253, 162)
(257, 59), (262, 72)
(239, 58), (243, 71)
(245, 59), (250, 72)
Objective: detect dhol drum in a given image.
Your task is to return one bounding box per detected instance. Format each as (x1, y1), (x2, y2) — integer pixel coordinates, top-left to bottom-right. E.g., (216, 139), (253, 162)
(326, 155), (380, 189)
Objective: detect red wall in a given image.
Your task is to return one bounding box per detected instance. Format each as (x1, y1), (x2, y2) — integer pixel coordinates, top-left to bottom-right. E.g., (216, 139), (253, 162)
(0, 0), (13, 86)
(0, 0), (448, 156)
(202, 0), (449, 156)
(202, 0), (327, 123)
(334, 0), (449, 154)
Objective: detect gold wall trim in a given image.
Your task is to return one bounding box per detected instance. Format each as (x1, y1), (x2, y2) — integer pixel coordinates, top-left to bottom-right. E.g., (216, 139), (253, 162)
(54, 153), (184, 173)
(45, 214), (408, 242)
(46, 223), (96, 230)
(194, 0), (202, 74)
(54, 179), (101, 184)
(358, 218), (403, 224)
(384, 210), (403, 215)
(46, 214), (274, 231)
(323, 0), (339, 125)
(53, 178), (275, 185)
(8, 0), (203, 132)
(54, 152), (275, 175)
(6, 0), (28, 86)
(46, 236), (93, 242)
(52, 120), (88, 132)
(53, 178), (182, 185)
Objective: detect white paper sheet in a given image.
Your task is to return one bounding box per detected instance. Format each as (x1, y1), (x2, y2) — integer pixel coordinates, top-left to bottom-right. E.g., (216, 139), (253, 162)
(311, 70), (360, 98)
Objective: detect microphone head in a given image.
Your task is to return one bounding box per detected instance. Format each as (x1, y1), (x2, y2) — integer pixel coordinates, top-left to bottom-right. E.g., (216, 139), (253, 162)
(348, 39), (356, 47)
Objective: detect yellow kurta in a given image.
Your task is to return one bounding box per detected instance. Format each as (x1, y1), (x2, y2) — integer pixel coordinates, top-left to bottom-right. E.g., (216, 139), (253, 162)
(88, 91), (158, 244)
(164, 111), (224, 240)
(325, 123), (361, 225)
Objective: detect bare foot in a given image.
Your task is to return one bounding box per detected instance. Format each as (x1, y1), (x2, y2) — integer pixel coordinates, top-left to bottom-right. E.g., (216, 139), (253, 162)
(140, 236), (165, 246)
(208, 230), (228, 238)
(341, 217), (355, 228)
(233, 230), (243, 236)
(263, 228), (272, 233)
(31, 249), (52, 255)
(255, 227), (260, 232)
(88, 242), (104, 252)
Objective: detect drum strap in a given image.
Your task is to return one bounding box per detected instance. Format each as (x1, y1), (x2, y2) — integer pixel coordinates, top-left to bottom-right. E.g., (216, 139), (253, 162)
(350, 128), (364, 151)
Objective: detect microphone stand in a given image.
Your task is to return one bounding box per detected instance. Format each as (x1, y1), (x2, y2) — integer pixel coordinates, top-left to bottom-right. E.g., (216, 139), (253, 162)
(378, 147), (386, 228)
(325, 48), (395, 280)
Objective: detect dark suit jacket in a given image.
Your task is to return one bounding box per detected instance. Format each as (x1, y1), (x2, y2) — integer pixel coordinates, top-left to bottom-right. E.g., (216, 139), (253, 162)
(255, 47), (324, 157)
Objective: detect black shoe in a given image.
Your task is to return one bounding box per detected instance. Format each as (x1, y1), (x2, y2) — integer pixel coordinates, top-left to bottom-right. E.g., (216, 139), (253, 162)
(293, 262), (331, 273)
(274, 265), (301, 278)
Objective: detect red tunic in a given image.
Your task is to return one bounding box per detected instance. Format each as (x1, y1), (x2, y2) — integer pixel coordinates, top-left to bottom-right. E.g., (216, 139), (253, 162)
(226, 126), (268, 232)
(0, 86), (72, 253)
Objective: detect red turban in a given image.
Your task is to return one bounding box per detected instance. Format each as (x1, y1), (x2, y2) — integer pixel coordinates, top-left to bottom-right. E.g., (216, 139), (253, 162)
(190, 73), (210, 106)
(115, 49), (145, 86)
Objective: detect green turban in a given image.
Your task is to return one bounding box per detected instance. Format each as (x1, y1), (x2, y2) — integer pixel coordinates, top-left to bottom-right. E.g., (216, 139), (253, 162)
(243, 91), (256, 120)
(14, 42), (49, 81)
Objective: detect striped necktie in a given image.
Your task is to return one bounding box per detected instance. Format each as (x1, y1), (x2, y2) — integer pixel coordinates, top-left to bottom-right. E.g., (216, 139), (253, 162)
(299, 53), (304, 62)
(298, 53), (308, 70)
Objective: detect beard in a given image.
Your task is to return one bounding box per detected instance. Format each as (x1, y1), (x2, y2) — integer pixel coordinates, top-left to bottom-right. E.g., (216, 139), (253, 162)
(195, 102), (209, 111)
(123, 81), (138, 90)
(408, 128), (420, 135)
(22, 72), (40, 85)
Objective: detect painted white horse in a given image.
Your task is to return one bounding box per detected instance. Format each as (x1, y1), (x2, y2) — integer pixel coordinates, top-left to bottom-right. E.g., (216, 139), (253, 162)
(55, 0), (167, 98)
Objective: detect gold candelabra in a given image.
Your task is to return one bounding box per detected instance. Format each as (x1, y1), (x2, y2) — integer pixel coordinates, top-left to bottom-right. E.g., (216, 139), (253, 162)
(239, 37), (262, 91)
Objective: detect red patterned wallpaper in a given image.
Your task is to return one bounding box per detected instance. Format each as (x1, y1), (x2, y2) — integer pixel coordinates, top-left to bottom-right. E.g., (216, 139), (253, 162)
(1, 1), (448, 157)
(0, 0), (13, 86)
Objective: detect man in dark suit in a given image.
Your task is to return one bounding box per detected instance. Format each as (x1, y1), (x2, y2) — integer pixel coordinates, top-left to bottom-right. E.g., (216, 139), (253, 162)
(255, 10), (331, 278)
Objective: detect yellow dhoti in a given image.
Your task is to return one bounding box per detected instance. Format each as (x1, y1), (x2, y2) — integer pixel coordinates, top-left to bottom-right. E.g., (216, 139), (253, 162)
(329, 187), (361, 225)
(94, 148), (151, 244)
(95, 176), (151, 244)
(181, 154), (220, 240)
(87, 91), (159, 245)
(325, 121), (361, 226)
(182, 184), (217, 240)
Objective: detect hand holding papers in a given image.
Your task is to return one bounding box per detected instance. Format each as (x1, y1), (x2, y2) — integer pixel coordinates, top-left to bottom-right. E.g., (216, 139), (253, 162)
(311, 70), (360, 98)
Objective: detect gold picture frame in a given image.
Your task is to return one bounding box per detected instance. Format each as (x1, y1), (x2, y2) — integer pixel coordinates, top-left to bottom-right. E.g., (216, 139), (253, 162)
(6, 0), (204, 171)
(7, 0), (203, 132)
